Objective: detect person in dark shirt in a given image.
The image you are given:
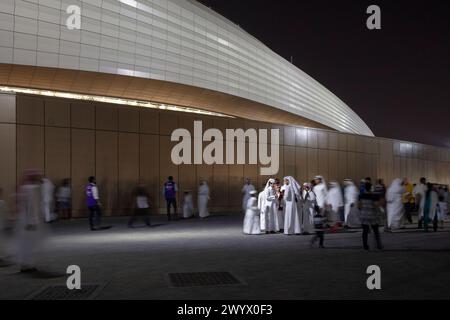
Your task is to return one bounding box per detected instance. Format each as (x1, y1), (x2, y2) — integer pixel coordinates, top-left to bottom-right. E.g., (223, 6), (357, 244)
(358, 184), (383, 250)
(310, 209), (326, 249)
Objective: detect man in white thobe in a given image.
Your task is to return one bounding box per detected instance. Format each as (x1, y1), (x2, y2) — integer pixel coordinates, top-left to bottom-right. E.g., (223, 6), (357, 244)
(198, 180), (210, 218)
(243, 191), (261, 235)
(313, 176), (328, 214)
(343, 179), (361, 228)
(42, 177), (55, 223)
(326, 181), (344, 223)
(259, 179), (279, 233)
(301, 183), (316, 234)
(182, 191), (194, 219)
(413, 177), (427, 229)
(281, 176), (302, 235)
(17, 170), (47, 273)
(241, 179), (256, 213)
(386, 178), (406, 230)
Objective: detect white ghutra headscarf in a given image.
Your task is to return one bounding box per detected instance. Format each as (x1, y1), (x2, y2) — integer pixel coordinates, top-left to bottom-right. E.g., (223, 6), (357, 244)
(283, 176), (302, 198)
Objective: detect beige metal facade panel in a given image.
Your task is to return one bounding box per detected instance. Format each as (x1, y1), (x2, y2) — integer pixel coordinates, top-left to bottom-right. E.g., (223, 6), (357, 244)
(0, 93), (16, 123)
(0, 123), (16, 210)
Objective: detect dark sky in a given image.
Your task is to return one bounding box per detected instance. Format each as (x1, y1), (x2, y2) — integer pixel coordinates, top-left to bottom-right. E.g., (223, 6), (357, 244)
(197, 0), (450, 147)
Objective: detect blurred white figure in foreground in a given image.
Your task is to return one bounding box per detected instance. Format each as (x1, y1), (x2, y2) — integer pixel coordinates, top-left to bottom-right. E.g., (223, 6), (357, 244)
(42, 177), (56, 223)
(386, 178), (406, 230)
(198, 180), (210, 218)
(242, 179), (255, 213)
(243, 190), (261, 235)
(182, 191), (194, 219)
(16, 170), (48, 273)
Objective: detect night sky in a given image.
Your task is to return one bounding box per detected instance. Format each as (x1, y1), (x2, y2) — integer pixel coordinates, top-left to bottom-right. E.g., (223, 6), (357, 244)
(197, 0), (450, 148)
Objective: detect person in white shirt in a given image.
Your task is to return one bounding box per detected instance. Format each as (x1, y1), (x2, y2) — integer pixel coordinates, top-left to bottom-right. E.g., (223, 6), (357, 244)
(128, 184), (151, 228)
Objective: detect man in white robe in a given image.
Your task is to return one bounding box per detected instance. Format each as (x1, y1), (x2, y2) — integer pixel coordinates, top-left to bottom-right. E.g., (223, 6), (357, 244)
(259, 179), (279, 233)
(326, 181), (344, 225)
(243, 191), (261, 235)
(301, 183), (316, 234)
(258, 185), (266, 230)
(42, 177), (56, 223)
(386, 178), (406, 230)
(198, 181), (210, 218)
(343, 179), (361, 228)
(413, 177), (427, 228)
(313, 176), (328, 214)
(241, 179), (256, 213)
(281, 176), (302, 235)
(182, 191), (194, 219)
(16, 170), (47, 273)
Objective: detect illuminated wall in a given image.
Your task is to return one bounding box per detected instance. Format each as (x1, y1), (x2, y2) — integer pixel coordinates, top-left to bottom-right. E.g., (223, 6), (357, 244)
(0, 92), (449, 216)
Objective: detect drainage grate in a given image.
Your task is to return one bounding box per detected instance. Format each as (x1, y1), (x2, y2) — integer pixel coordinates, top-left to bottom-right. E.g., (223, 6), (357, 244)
(28, 284), (103, 300)
(168, 272), (242, 288)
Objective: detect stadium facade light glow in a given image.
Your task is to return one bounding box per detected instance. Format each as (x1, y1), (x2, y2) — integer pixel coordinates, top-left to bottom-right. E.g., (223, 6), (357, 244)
(0, 86), (234, 118)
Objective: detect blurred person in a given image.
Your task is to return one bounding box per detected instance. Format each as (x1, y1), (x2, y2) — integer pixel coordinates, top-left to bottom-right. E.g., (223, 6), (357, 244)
(359, 179), (366, 194)
(281, 176), (301, 235)
(310, 206), (326, 249)
(128, 184), (151, 228)
(86, 176), (102, 231)
(326, 181), (344, 230)
(0, 188), (10, 263)
(163, 176), (178, 221)
(374, 179), (387, 198)
(402, 178), (414, 224)
(274, 178), (284, 233)
(243, 190), (261, 235)
(386, 179), (406, 231)
(259, 178), (279, 233)
(241, 178), (255, 213)
(182, 190), (194, 219)
(16, 170), (47, 273)
(343, 179), (361, 228)
(413, 177), (427, 229)
(257, 183), (266, 231)
(365, 177), (374, 192)
(358, 188), (383, 251)
(56, 178), (72, 220)
(42, 177), (56, 223)
(198, 180), (210, 219)
(437, 195), (448, 229)
(300, 182), (316, 234)
(313, 176), (328, 215)
(423, 183), (439, 232)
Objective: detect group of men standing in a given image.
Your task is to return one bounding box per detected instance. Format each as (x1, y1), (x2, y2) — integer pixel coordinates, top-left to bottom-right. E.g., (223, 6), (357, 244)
(242, 176), (364, 235)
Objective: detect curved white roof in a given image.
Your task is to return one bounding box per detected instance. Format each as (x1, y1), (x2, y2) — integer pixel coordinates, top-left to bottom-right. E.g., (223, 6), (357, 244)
(0, 0), (373, 136)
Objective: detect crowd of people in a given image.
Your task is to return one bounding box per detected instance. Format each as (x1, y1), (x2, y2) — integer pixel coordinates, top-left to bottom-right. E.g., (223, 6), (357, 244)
(242, 175), (449, 250)
(1, 169), (448, 272)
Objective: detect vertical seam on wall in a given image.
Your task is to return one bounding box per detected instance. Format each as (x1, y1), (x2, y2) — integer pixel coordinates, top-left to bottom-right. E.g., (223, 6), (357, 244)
(43, 100), (46, 176)
(69, 102), (72, 216)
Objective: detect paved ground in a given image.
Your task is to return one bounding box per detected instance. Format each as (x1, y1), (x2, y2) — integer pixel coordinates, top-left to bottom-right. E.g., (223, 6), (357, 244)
(0, 214), (449, 300)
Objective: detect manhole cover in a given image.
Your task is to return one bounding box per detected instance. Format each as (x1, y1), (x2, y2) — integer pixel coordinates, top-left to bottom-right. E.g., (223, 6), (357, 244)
(27, 284), (103, 300)
(168, 272), (243, 288)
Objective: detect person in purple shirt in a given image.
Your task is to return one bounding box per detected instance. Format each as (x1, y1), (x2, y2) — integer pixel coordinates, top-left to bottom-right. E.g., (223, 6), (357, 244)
(86, 176), (102, 230)
(163, 176), (178, 221)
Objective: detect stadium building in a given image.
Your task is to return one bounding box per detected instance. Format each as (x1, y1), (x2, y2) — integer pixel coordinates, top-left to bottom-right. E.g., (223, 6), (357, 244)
(0, 0), (449, 215)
